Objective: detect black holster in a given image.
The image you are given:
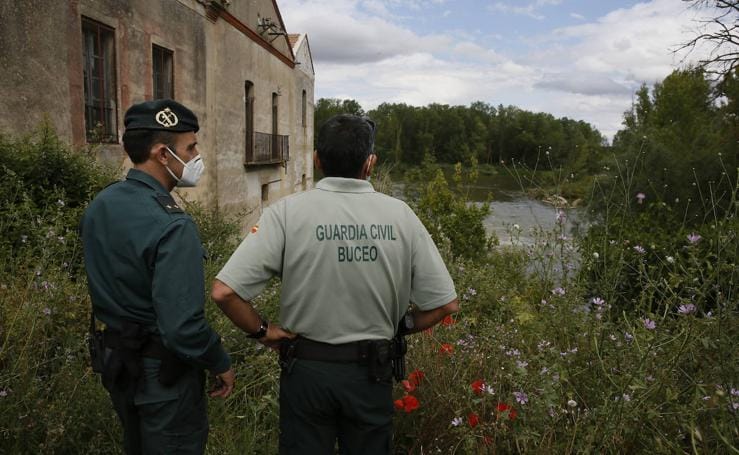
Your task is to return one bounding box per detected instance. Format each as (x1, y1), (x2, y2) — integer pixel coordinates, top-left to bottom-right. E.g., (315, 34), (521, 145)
(390, 334), (407, 383)
(88, 313), (105, 374)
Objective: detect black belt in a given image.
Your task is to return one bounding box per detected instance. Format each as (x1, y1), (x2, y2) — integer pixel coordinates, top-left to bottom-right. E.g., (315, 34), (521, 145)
(103, 329), (169, 360)
(285, 337), (393, 363)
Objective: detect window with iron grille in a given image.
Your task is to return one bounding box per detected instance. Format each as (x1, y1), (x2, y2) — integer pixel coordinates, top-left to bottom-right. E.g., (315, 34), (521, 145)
(152, 44), (174, 100)
(82, 17), (118, 143)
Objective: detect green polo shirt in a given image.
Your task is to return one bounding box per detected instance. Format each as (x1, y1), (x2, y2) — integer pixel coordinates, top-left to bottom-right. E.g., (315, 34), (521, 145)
(81, 168), (230, 374)
(216, 177), (457, 344)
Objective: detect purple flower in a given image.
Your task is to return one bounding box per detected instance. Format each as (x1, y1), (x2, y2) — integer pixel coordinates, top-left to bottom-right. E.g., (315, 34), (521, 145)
(516, 360), (529, 369)
(591, 297), (605, 307)
(643, 318), (656, 330)
(633, 245), (646, 254)
(551, 287), (566, 296)
(556, 210), (566, 224)
(514, 391), (529, 405)
(678, 304), (696, 315)
(687, 233), (702, 244)
(622, 393), (631, 402)
(0, 389), (7, 398)
(624, 332), (634, 342)
(42, 307), (52, 316)
(636, 192), (646, 204)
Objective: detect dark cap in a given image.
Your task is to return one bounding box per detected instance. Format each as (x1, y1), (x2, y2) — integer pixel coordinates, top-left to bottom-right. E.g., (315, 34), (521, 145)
(124, 99), (199, 133)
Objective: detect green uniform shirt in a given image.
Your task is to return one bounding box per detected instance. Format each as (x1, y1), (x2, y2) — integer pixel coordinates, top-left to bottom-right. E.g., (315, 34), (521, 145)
(216, 177), (457, 344)
(81, 168), (230, 374)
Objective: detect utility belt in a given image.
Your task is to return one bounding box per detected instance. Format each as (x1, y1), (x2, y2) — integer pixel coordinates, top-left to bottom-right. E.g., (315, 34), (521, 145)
(89, 318), (188, 388)
(279, 336), (407, 383)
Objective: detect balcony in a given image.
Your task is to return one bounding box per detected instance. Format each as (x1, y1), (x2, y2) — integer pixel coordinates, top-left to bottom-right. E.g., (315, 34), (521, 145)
(246, 132), (289, 166)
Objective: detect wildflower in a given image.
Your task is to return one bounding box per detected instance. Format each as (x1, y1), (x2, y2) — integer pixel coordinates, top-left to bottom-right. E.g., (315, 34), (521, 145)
(401, 380), (415, 393)
(666, 256), (675, 264)
(0, 390), (7, 398)
(551, 287), (566, 296)
(396, 395), (419, 413)
(567, 399), (577, 408)
(471, 379), (486, 396)
(678, 304), (696, 315)
(505, 348), (520, 357)
(408, 370), (425, 387)
(643, 318), (656, 330)
(514, 391), (529, 405)
(592, 252), (599, 259)
(439, 343), (454, 355)
(483, 385), (495, 395)
(646, 375), (655, 382)
(624, 332), (634, 342)
(57, 199), (65, 207)
(622, 393), (631, 402)
(21, 235), (28, 243)
(516, 360), (528, 369)
(467, 287), (477, 296)
(540, 367), (549, 375)
(687, 233), (702, 244)
(441, 315), (455, 327)
(537, 340), (551, 350)
(591, 297), (605, 307)
(555, 210), (566, 224)
(467, 412), (479, 428)
(731, 388), (738, 397)
(496, 403), (517, 420)
(450, 417), (463, 427)
(636, 192), (646, 204)
(633, 245), (646, 254)
(513, 224), (520, 230)
(42, 307), (51, 316)
(609, 334), (617, 341)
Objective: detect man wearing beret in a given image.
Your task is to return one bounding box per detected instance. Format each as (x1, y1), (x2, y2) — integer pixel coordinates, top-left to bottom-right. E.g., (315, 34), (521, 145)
(81, 99), (235, 454)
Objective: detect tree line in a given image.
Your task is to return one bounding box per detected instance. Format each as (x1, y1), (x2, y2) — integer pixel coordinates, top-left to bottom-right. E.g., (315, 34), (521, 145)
(315, 98), (607, 174)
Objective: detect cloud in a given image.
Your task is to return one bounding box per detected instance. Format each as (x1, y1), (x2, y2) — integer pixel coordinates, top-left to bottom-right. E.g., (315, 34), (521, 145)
(535, 73), (632, 96)
(489, 0), (563, 20)
(279, 0), (717, 140)
(569, 12), (585, 21)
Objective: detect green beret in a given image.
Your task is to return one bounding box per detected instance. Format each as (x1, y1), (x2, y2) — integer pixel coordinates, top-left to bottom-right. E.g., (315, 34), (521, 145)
(124, 99), (199, 133)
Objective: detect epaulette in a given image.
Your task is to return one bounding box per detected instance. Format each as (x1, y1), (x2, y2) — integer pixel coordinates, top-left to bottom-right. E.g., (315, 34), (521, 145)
(154, 194), (184, 214)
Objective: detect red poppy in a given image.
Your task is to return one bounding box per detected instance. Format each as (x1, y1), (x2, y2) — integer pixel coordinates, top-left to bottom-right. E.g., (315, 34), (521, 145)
(496, 402), (517, 421)
(441, 314), (455, 326)
(408, 369), (425, 387)
(402, 394), (420, 413)
(401, 379), (415, 393)
(393, 399), (404, 410)
(423, 326), (434, 335)
(439, 343), (454, 355)
(471, 379), (485, 395)
(483, 435), (493, 446)
(467, 412), (479, 428)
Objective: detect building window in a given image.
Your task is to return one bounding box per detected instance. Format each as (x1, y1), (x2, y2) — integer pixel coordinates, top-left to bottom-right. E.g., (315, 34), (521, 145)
(82, 17), (118, 143)
(244, 81), (254, 164)
(152, 44), (174, 100)
(301, 90), (307, 127)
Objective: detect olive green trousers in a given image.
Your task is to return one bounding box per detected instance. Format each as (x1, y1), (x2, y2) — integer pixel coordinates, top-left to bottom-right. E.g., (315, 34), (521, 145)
(104, 358), (208, 455)
(279, 359), (394, 455)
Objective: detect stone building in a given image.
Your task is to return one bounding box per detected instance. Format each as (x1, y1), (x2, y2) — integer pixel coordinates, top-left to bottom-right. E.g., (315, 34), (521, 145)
(0, 0), (315, 228)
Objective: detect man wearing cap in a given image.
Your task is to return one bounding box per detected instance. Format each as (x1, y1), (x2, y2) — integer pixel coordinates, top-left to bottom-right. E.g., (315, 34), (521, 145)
(212, 114), (459, 454)
(81, 99), (235, 454)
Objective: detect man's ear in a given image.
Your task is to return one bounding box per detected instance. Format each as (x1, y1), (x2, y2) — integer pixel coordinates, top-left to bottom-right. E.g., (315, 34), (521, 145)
(313, 151), (322, 171)
(365, 154), (377, 176)
(153, 144), (169, 165)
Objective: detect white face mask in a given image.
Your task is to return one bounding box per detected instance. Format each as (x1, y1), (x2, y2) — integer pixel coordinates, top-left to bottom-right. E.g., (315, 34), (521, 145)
(165, 146), (204, 187)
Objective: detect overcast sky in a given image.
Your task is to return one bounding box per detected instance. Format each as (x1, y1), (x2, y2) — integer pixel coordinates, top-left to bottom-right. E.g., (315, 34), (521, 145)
(279, 0), (720, 140)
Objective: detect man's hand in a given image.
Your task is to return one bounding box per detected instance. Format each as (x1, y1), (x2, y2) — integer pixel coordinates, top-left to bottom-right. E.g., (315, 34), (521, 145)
(259, 324), (296, 350)
(209, 368), (235, 398)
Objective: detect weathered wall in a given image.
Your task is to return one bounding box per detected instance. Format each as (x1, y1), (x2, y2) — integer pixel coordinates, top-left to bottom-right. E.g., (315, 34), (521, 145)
(0, 0), (76, 143)
(0, 0), (314, 229)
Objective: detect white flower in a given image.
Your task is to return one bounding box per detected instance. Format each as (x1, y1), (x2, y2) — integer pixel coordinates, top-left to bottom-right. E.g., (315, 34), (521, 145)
(450, 417), (463, 427)
(666, 256), (675, 264)
(567, 399), (577, 408)
(592, 252), (599, 259)
(513, 224), (520, 230)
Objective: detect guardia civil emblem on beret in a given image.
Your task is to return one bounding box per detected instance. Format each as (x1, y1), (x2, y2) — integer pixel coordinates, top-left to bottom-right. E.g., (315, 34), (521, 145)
(155, 107), (179, 128)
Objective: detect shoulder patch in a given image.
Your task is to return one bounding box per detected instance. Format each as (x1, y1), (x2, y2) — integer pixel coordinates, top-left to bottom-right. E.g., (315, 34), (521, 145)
(154, 194), (184, 214)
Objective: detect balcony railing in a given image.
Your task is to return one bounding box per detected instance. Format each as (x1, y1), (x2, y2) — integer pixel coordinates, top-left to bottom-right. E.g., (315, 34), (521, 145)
(246, 132), (289, 166)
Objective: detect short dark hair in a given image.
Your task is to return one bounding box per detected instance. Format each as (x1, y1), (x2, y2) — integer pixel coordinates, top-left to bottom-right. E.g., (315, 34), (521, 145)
(316, 114), (375, 178)
(122, 129), (179, 164)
